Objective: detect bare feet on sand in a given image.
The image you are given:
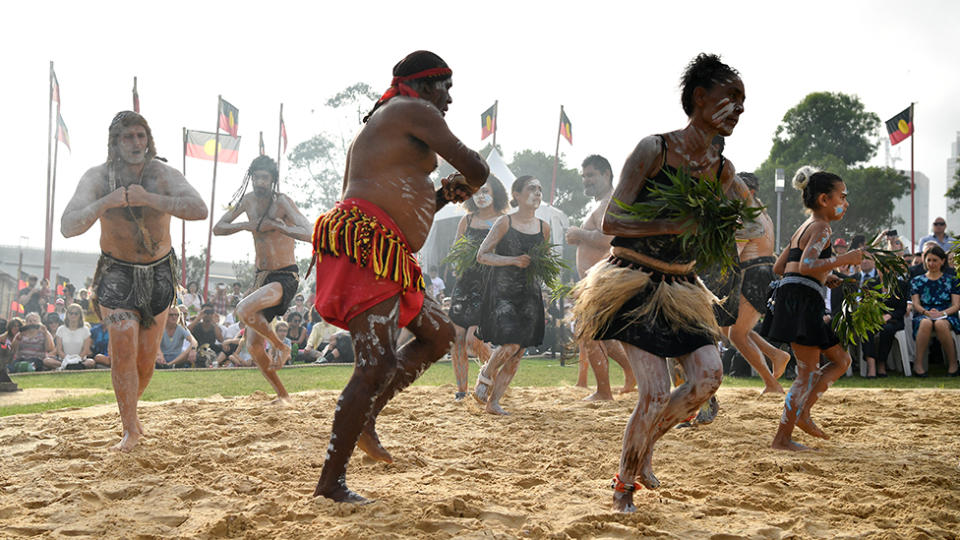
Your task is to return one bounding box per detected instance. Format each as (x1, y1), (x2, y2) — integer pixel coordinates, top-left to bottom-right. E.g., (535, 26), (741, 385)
(357, 429), (394, 464)
(613, 491), (637, 513)
(485, 401), (510, 415)
(270, 396), (294, 407)
(110, 429), (142, 453)
(797, 414), (829, 439)
(761, 383), (785, 396)
(771, 437), (814, 452)
(583, 391), (614, 402)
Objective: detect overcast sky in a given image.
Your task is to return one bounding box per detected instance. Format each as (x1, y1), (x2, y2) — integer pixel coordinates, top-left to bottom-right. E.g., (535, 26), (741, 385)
(3, 0), (958, 264)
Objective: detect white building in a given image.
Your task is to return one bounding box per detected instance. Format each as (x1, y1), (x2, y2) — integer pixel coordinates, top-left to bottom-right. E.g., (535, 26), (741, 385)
(891, 169), (929, 250)
(946, 132), (960, 235)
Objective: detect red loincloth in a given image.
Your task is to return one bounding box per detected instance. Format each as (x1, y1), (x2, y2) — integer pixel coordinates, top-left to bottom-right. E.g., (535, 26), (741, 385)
(312, 198), (425, 330)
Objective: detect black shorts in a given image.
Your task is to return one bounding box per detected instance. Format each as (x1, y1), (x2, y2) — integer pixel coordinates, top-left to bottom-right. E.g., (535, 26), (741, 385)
(741, 257), (776, 313)
(94, 251), (177, 326)
(259, 265), (300, 322)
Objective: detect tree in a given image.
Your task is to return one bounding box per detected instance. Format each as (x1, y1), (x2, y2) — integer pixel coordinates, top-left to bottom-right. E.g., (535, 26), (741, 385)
(286, 83), (378, 216)
(946, 157), (960, 211)
(770, 92), (880, 166)
(753, 92), (906, 242)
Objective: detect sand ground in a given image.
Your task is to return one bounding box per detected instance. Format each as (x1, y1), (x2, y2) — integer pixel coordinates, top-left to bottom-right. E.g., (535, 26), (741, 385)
(1, 385), (959, 539)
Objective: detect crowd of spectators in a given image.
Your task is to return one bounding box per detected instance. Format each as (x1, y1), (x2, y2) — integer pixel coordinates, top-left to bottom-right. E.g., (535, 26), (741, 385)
(1, 278), (352, 374)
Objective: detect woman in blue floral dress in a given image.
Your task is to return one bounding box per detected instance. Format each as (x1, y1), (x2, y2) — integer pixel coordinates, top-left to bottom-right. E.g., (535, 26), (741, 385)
(910, 245), (960, 376)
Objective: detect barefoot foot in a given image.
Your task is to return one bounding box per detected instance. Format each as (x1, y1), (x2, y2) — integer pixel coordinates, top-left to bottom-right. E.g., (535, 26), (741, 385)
(270, 395), (294, 407)
(485, 401), (510, 415)
(772, 350), (790, 379)
(760, 383), (785, 396)
(771, 437), (813, 452)
(110, 429), (141, 453)
(619, 384), (636, 394)
(357, 429), (394, 464)
(612, 491), (636, 513)
(797, 415), (829, 439)
(583, 391), (614, 402)
(474, 374), (492, 404)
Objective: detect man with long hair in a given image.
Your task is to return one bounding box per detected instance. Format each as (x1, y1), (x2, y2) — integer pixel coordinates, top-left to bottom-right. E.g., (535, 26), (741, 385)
(61, 111), (207, 452)
(214, 155), (312, 403)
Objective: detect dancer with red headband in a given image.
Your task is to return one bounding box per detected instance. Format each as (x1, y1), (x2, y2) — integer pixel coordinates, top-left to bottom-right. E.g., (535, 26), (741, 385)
(312, 51), (489, 504)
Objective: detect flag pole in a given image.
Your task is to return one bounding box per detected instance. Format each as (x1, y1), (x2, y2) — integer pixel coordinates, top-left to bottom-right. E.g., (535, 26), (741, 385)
(43, 61), (55, 281)
(491, 100), (498, 148)
(49, 111), (61, 282)
(550, 105), (563, 206)
(181, 127), (188, 288)
(203, 96), (223, 299)
(133, 76), (139, 113)
(277, 103), (283, 173)
(910, 102), (915, 252)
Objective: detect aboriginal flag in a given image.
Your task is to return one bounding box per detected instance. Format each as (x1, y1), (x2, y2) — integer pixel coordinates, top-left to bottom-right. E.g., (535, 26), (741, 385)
(280, 116), (288, 153)
(56, 113), (71, 151)
(219, 98), (239, 136)
(559, 109), (572, 144)
(185, 130), (241, 163)
(259, 131), (266, 156)
(885, 105), (913, 146)
(481, 102), (497, 140)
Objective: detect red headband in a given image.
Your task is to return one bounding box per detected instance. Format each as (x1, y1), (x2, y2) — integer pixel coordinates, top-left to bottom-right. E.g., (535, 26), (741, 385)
(374, 67), (453, 107)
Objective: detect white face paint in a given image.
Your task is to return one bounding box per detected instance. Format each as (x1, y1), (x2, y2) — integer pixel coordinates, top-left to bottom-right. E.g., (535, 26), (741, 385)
(472, 192), (492, 208)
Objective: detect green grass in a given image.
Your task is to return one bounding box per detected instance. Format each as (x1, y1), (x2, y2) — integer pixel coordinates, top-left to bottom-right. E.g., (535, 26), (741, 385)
(5, 356), (960, 417)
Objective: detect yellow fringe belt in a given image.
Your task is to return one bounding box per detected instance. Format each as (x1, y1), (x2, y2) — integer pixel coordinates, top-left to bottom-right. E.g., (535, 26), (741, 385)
(312, 205), (425, 293)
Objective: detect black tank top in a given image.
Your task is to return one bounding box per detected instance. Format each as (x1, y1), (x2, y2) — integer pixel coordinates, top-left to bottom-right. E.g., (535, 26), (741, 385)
(786, 222), (833, 262)
(610, 135), (725, 265)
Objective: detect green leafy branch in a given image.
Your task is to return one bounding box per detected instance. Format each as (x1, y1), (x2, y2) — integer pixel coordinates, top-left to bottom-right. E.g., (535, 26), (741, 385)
(832, 241), (908, 345)
(527, 241), (569, 299)
(610, 167), (762, 271)
(442, 235), (486, 278)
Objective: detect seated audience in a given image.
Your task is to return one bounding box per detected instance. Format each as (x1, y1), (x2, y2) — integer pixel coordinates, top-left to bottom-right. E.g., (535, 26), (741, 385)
(318, 331), (354, 364)
(10, 313), (58, 371)
(189, 303), (223, 367)
(88, 320), (111, 367)
(911, 245), (960, 376)
(158, 306), (197, 368)
(859, 258), (909, 377)
(55, 304), (95, 370)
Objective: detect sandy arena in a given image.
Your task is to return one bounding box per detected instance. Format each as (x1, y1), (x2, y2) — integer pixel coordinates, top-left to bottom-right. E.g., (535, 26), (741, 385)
(1, 385), (959, 538)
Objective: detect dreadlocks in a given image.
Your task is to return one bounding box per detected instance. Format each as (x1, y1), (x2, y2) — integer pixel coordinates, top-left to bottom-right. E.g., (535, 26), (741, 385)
(229, 155), (281, 232)
(362, 50), (452, 123)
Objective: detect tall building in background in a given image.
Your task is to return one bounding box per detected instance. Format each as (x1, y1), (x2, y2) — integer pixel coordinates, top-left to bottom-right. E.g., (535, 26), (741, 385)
(945, 132), (960, 236)
(891, 170), (929, 250)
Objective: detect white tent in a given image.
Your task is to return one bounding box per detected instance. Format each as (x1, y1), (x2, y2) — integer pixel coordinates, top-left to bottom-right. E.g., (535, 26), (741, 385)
(420, 148), (570, 275)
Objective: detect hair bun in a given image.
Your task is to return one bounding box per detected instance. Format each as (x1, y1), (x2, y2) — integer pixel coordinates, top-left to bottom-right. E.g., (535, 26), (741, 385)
(792, 166), (818, 191)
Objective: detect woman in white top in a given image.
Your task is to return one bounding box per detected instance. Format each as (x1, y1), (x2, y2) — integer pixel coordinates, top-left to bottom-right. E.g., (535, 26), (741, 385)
(55, 303), (95, 369)
(181, 281), (204, 317)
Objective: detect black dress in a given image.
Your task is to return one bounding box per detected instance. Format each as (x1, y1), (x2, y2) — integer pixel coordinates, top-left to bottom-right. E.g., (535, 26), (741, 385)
(448, 216), (491, 328)
(479, 217), (546, 347)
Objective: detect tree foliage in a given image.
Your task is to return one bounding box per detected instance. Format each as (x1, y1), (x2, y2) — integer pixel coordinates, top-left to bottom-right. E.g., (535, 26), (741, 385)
(946, 157), (960, 212)
(285, 83), (378, 216)
(770, 92), (880, 166)
(753, 92), (906, 241)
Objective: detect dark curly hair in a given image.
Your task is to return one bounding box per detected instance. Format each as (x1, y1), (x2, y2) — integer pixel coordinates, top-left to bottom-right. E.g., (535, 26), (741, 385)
(680, 53), (740, 116)
(463, 175), (509, 214)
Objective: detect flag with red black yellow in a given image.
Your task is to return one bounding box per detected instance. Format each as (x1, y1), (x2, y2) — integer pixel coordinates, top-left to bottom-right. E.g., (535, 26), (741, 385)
(559, 108), (572, 144)
(185, 130), (241, 163)
(56, 113), (71, 152)
(219, 98), (239, 136)
(885, 105), (913, 146)
(481, 102), (497, 140)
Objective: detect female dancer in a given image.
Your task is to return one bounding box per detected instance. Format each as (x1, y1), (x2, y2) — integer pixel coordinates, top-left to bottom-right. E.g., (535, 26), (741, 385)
(762, 166), (862, 451)
(448, 177), (508, 400)
(474, 176), (550, 415)
(572, 53), (745, 512)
